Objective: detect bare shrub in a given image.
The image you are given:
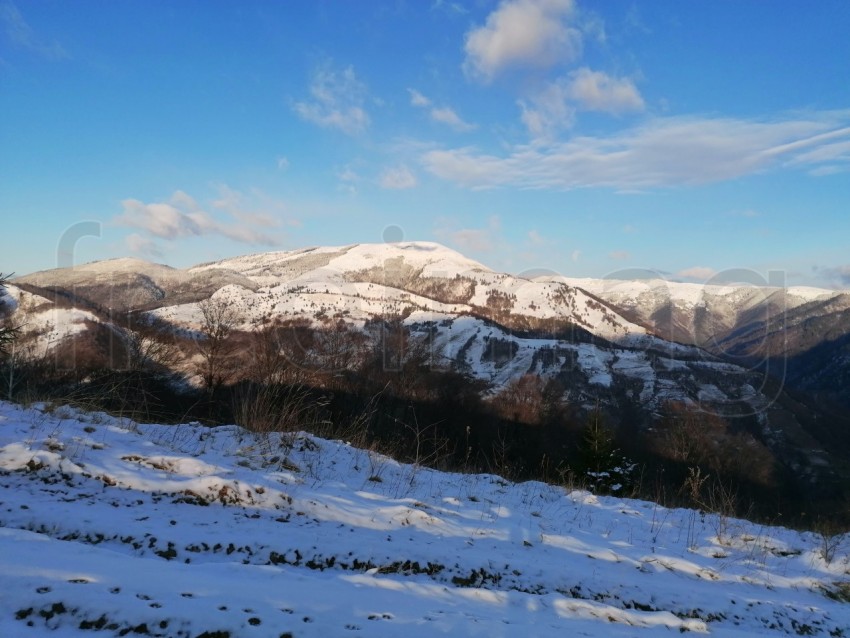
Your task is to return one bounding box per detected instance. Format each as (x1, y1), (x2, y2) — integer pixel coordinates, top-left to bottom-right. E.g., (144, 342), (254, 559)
(0, 273), (21, 358)
(123, 319), (180, 373)
(231, 382), (326, 436)
(814, 519), (845, 565)
(654, 401), (775, 487)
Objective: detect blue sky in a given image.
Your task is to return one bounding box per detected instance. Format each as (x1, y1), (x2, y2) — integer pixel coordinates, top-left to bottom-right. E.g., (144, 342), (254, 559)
(2, 0), (849, 287)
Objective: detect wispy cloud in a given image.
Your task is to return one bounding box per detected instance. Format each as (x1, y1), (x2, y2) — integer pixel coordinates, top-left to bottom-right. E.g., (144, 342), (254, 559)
(518, 69), (643, 141)
(728, 209), (761, 218)
(378, 165), (417, 190)
(816, 265), (850, 288)
(423, 112), (850, 190)
(609, 250), (630, 261)
(808, 164), (849, 177)
(211, 184), (281, 228)
(0, 0), (67, 60)
(407, 88), (431, 107)
(527, 229), (548, 245)
(125, 233), (163, 259)
(566, 67), (644, 114)
(519, 80), (576, 141)
(464, 0), (580, 82)
(434, 215), (503, 253)
(431, 0), (468, 15)
(430, 106), (476, 132)
(677, 266), (717, 281)
(115, 189), (281, 247)
(409, 88), (476, 132)
(293, 63), (370, 135)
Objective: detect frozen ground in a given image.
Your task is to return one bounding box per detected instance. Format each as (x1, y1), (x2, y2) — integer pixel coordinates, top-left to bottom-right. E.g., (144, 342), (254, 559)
(0, 400), (848, 637)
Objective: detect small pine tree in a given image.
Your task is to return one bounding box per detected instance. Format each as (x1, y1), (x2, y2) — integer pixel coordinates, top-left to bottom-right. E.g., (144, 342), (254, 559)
(579, 408), (637, 494)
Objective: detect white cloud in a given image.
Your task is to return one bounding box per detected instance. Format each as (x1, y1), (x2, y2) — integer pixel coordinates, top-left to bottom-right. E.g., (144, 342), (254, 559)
(0, 0), (67, 60)
(430, 106), (476, 132)
(464, 0), (581, 82)
(211, 184), (280, 228)
(379, 165), (418, 190)
(518, 69), (642, 141)
(571, 249), (581, 262)
(434, 216), (502, 253)
(432, 0), (468, 15)
(609, 250), (630, 261)
(407, 88), (431, 107)
(809, 164), (849, 177)
(125, 234), (162, 258)
(422, 112), (850, 190)
(115, 190), (280, 247)
(293, 64), (370, 135)
(454, 230), (492, 251)
(336, 165), (360, 195)
(677, 266), (717, 280)
(519, 81), (576, 141)
(409, 89), (476, 132)
(338, 166), (360, 183)
(277, 156), (290, 171)
(816, 265), (850, 288)
(566, 67), (644, 114)
(117, 199), (200, 238)
(527, 229), (547, 245)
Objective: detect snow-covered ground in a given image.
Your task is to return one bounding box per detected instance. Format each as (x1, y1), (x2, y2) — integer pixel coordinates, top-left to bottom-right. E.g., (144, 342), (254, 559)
(1, 401), (848, 637)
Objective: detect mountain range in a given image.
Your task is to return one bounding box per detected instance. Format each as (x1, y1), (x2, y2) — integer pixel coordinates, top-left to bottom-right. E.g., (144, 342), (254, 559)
(6, 241), (850, 493)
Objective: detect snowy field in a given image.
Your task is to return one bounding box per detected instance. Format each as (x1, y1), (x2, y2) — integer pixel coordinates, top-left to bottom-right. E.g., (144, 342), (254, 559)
(0, 400), (848, 637)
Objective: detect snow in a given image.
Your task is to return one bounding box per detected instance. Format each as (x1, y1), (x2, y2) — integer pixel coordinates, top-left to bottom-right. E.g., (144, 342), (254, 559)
(70, 257), (175, 276)
(0, 286), (17, 312)
(1, 400), (848, 636)
(13, 244), (739, 409)
(159, 243), (651, 344)
(786, 286), (837, 303)
(553, 277), (844, 316)
(9, 294), (102, 356)
(327, 242), (492, 278)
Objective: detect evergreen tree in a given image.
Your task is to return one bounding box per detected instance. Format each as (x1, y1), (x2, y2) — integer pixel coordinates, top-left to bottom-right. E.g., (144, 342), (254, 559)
(579, 407), (637, 494)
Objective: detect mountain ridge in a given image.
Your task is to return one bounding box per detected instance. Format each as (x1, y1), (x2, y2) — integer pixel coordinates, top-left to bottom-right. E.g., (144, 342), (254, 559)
(6, 241), (850, 497)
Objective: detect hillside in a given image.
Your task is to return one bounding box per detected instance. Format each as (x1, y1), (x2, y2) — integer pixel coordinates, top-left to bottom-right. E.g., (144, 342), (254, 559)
(552, 275), (850, 408)
(10, 242), (768, 408)
(1, 400), (848, 637)
(8, 242), (850, 502)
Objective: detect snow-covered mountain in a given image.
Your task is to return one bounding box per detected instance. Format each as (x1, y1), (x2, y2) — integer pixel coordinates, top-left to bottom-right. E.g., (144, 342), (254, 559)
(551, 275), (847, 354)
(1, 400), (848, 637)
(546, 275), (850, 409)
(9, 242), (850, 489)
(11, 242), (758, 407)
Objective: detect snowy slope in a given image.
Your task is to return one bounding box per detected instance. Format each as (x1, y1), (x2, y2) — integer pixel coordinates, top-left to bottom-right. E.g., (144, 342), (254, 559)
(1, 400), (848, 637)
(555, 277), (840, 313)
(3, 285), (104, 357)
(551, 276), (848, 349)
(176, 242), (650, 342)
(11, 243), (787, 408)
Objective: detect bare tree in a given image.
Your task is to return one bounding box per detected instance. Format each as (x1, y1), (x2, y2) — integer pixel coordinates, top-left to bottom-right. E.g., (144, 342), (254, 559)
(125, 322), (180, 372)
(196, 297), (242, 392)
(0, 273), (21, 358)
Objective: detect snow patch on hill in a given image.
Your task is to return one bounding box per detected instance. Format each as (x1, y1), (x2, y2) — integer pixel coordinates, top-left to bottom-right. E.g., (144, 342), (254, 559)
(1, 401), (848, 637)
